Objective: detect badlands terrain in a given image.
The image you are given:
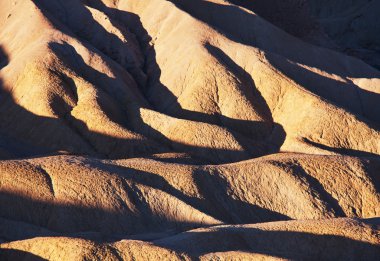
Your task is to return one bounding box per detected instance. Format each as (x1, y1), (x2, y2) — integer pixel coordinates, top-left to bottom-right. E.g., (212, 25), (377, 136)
(0, 0), (380, 260)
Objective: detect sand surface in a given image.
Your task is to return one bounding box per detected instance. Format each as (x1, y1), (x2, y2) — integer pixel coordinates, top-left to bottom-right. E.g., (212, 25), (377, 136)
(0, 0), (379, 260)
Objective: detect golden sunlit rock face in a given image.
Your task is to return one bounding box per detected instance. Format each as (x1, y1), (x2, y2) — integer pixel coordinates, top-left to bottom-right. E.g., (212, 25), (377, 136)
(0, 0), (379, 260)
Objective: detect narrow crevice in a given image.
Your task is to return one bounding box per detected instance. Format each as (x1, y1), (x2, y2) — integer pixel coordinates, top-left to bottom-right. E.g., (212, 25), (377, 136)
(290, 163), (347, 217)
(107, 245), (124, 261)
(36, 165), (55, 198)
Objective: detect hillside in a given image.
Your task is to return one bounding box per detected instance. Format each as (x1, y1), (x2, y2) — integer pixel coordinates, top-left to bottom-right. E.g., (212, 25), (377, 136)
(0, 0), (379, 260)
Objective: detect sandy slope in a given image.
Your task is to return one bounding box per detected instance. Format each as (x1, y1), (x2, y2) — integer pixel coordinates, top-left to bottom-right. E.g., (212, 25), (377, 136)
(0, 0), (379, 259)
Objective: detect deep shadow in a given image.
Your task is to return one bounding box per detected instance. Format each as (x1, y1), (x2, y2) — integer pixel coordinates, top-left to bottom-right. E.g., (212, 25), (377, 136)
(364, 217), (380, 227)
(0, 249), (48, 261)
(303, 138), (380, 159)
(0, 45), (8, 70)
(154, 227), (380, 260)
(225, 0), (316, 38)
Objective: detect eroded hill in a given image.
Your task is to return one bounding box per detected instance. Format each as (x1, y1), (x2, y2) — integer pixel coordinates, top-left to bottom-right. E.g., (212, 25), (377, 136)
(0, 0), (379, 260)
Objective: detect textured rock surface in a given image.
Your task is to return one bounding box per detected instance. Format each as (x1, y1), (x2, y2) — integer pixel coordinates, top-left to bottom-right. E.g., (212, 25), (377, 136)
(0, 0), (379, 259)
(1, 218), (379, 260)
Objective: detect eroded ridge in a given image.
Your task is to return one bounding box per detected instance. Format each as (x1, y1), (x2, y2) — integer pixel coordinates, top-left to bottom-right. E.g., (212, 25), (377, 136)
(0, 0), (379, 260)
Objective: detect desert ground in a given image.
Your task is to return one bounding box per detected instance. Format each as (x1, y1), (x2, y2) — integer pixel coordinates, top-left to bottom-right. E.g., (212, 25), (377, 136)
(0, 0), (379, 260)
